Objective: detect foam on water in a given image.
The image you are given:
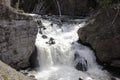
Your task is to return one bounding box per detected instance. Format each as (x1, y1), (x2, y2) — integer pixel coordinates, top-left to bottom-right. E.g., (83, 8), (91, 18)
(34, 18), (110, 80)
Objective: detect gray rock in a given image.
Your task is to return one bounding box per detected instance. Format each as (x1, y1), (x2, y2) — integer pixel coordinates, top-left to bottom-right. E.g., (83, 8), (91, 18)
(78, 8), (120, 68)
(0, 60), (32, 80)
(74, 53), (88, 71)
(0, 19), (37, 69)
(0, 3), (38, 69)
(42, 35), (48, 39)
(111, 60), (120, 67)
(79, 78), (83, 80)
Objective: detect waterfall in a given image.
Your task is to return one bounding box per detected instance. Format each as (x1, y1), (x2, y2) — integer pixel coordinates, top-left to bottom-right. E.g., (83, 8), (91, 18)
(33, 16), (111, 80)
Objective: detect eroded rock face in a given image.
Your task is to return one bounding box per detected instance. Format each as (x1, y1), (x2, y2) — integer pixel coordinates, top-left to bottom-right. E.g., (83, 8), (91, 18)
(0, 3), (37, 69)
(0, 20), (37, 69)
(78, 8), (120, 68)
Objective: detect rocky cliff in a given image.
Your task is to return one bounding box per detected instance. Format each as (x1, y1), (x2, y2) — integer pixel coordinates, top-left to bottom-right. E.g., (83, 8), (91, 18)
(78, 8), (120, 69)
(0, 1), (37, 69)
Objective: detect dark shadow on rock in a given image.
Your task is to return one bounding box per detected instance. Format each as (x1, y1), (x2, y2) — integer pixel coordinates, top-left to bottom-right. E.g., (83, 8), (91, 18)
(103, 64), (120, 78)
(46, 37), (55, 45)
(111, 77), (116, 80)
(79, 78), (83, 80)
(74, 52), (88, 71)
(42, 35), (48, 39)
(77, 38), (103, 66)
(29, 46), (39, 69)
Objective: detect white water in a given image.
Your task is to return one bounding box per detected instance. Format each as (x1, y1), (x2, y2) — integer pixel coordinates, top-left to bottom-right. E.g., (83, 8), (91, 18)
(34, 17), (111, 80)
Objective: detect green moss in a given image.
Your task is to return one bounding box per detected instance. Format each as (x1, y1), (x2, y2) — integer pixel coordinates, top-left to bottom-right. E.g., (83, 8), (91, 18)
(0, 71), (8, 80)
(17, 10), (24, 13)
(89, 19), (96, 24)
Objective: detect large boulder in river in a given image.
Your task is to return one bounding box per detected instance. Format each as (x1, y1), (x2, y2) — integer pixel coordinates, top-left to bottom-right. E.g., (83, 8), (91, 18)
(0, 2), (37, 69)
(78, 8), (120, 68)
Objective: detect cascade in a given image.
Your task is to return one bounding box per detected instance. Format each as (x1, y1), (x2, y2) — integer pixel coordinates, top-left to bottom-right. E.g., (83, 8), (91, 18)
(32, 16), (111, 80)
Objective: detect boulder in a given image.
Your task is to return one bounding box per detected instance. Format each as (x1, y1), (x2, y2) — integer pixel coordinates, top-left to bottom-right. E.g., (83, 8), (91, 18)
(0, 60), (32, 80)
(78, 8), (120, 68)
(0, 3), (37, 69)
(74, 53), (88, 71)
(42, 35), (48, 39)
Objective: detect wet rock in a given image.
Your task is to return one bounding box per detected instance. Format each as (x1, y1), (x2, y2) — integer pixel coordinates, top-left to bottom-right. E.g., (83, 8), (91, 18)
(111, 60), (120, 67)
(29, 75), (37, 80)
(29, 75), (35, 79)
(111, 77), (116, 80)
(37, 20), (46, 29)
(74, 53), (88, 71)
(42, 35), (48, 39)
(79, 78), (83, 80)
(75, 62), (87, 71)
(39, 30), (42, 34)
(37, 20), (46, 34)
(20, 70), (29, 75)
(78, 8), (120, 68)
(50, 23), (53, 26)
(46, 37), (55, 45)
(37, 20), (42, 26)
(43, 27), (46, 30)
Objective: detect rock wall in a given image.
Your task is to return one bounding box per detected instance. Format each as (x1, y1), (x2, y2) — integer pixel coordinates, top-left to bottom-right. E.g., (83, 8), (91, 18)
(0, 20), (37, 69)
(78, 8), (120, 68)
(0, 2), (37, 69)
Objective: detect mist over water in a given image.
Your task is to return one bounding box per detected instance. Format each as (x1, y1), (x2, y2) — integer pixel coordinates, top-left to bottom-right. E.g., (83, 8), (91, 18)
(33, 16), (110, 80)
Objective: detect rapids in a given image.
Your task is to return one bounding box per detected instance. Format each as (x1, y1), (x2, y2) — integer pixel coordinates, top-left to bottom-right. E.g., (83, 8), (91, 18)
(32, 16), (111, 80)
